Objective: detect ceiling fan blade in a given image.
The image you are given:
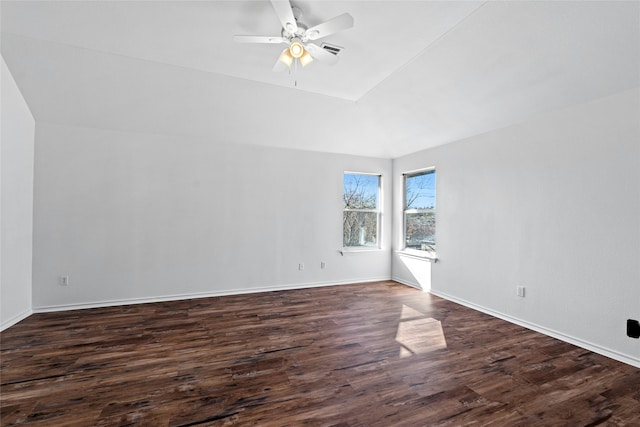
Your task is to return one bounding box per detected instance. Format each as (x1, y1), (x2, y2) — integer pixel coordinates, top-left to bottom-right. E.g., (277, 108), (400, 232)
(271, 0), (298, 33)
(305, 13), (354, 40)
(305, 43), (339, 65)
(233, 35), (286, 44)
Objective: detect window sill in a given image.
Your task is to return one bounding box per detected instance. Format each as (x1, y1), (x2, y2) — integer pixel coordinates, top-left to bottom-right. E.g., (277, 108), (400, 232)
(396, 250), (438, 262)
(340, 248), (383, 255)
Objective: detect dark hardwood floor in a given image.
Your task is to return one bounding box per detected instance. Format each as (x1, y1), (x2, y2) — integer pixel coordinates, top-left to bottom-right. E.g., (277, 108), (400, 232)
(1, 281), (638, 426)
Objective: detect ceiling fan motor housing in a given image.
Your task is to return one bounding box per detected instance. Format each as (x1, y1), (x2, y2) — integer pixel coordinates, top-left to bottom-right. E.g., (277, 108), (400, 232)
(282, 22), (308, 41)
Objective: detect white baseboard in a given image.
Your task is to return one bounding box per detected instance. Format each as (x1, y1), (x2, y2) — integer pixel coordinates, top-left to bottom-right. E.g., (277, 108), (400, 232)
(32, 276), (392, 313)
(391, 276), (425, 291)
(1, 309), (33, 332)
(428, 288), (640, 369)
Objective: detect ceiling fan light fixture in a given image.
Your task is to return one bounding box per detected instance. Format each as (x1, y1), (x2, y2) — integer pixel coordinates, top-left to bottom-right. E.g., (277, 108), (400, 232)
(278, 48), (294, 67)
(300, 50), (314, 67)
(289, 40), (304, 58)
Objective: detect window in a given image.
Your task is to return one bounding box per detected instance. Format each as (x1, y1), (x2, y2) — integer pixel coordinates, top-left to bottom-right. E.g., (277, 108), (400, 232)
(343, 173), (381, 248)
(404, 169), (436, 253)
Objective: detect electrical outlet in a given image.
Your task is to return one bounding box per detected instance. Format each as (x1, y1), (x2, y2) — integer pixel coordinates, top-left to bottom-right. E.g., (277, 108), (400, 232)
(627, 319), (640, 339)
(299, 263), (304, 271)
(516, 286), (525, 297)
(60, 275), (69, 286)
(320, 261), (326, 269)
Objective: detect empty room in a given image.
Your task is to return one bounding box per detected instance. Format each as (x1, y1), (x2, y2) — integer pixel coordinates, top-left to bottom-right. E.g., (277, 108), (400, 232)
(1, 0), (639, 425)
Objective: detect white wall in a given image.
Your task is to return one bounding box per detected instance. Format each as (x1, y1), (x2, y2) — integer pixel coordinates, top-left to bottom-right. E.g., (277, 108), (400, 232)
(32, 123), (392, 310)
(1, 56), (35, 330)
(392, 88), (640, 366)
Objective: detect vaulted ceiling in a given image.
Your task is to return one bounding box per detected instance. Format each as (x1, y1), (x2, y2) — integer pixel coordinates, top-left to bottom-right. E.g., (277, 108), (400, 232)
(2, 1), (639, 158)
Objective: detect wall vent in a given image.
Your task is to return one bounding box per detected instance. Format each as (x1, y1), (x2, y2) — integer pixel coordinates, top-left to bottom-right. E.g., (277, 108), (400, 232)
(320, 43), (343, 56)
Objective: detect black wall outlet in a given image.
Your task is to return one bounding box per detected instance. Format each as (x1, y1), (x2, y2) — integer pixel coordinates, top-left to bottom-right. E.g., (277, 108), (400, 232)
(627, 319), (640, 339)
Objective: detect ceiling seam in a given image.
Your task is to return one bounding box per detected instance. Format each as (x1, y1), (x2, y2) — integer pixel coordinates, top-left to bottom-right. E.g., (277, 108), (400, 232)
(0, 31), (358, 104)
(355, 1), (489, 104)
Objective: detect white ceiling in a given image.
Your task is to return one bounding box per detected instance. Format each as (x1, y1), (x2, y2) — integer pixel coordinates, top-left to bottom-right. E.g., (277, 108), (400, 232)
(2, 1), (639, 158)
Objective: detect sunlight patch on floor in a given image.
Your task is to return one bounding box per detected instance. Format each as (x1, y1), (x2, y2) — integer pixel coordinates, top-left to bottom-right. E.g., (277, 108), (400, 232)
(400, 304), (427, 320)
(396, 305), (447, 358)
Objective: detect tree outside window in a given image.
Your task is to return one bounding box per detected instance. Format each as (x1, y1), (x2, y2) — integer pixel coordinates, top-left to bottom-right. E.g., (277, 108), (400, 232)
(343, 173), (381, 248)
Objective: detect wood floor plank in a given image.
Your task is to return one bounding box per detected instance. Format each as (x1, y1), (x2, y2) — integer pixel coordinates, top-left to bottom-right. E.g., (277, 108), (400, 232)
(1, 281), (638, 426)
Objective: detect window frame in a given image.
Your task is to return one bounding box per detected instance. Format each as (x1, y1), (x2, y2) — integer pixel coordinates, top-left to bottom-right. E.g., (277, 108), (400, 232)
(402, 168), (436, 258)
(342, 172), (382, 251)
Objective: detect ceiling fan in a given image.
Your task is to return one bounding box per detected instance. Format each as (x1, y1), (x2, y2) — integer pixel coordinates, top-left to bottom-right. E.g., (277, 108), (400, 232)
(233, 0), (354, 71)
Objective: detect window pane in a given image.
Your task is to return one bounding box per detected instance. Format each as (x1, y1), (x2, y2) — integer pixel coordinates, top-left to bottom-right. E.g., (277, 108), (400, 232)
(343, 211), (378, 247)
(404, 169), (436, 252)
(405, 212), (435, 251)
(405, 171), (436, 209)
(344, 174), (379, 209)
